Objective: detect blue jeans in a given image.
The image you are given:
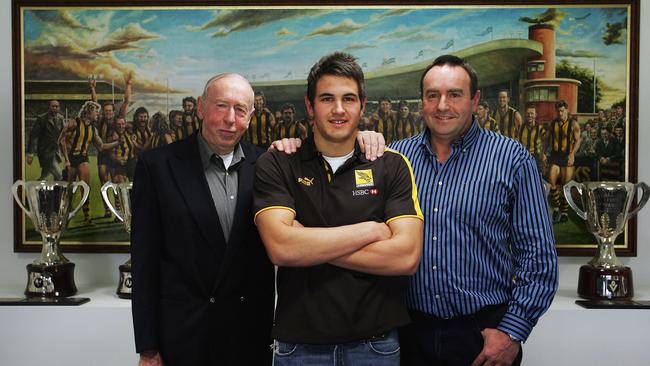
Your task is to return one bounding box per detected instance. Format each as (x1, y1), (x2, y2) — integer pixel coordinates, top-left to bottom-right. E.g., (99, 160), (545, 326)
(272, 330), (400, 366)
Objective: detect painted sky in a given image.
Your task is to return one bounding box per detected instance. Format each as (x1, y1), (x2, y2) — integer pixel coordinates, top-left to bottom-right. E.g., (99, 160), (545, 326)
(22, 5), (629, 110)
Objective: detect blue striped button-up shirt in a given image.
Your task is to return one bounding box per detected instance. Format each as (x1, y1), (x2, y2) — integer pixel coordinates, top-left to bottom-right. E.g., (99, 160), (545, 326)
(390, 121), (558, 342)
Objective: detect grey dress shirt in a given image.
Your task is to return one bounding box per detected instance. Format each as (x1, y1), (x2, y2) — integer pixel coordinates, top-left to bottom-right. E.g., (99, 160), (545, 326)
(197, 133), (245, 242)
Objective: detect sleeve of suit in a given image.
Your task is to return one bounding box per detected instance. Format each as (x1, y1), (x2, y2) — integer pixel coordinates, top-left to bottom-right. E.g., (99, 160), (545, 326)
(131, 155), (163, 353)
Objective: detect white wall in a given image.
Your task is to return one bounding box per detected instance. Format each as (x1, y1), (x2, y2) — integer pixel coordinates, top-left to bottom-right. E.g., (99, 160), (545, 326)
(0, 1), (648, 291)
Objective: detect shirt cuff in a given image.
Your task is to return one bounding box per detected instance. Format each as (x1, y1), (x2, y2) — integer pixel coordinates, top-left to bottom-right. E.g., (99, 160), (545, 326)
(497, 311), (534, 343)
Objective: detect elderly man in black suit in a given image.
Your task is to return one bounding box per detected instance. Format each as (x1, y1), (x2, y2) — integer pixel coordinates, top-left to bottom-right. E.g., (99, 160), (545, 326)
(131, 73), (275, 366)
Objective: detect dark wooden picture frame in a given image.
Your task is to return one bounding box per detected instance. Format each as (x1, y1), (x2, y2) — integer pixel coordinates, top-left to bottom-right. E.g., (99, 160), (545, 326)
(12, 0), (639, 254)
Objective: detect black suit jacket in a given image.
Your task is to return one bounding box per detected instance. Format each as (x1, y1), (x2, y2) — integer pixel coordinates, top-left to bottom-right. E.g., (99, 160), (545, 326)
(131, 134), (274, 365)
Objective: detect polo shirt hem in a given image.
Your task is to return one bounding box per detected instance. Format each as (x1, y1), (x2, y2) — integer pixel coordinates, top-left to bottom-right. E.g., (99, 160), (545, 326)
(272, 321), (409, 345)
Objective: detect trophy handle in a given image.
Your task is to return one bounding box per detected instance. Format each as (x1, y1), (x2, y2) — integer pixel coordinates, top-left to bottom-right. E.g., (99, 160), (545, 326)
(628, 182), (650, 218)
(11, 180), (31, 217)
(100, 182), (125, 222)
(563, 180), (587, 220)
(68, 181), (90, 220)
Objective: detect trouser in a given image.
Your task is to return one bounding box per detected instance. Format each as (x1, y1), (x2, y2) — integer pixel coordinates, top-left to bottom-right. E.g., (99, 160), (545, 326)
(271, 329), (400, 366)
(399, 304), (523, 366)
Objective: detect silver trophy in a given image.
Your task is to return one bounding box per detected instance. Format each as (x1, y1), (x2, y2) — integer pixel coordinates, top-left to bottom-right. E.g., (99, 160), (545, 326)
(564, 181), (649, 299)
(101, 182), (133, 299)
(12, 180), (90, 297)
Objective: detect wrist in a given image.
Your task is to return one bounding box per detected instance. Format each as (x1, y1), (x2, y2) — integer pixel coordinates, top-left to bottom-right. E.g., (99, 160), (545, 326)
(507, 333), (522, 343)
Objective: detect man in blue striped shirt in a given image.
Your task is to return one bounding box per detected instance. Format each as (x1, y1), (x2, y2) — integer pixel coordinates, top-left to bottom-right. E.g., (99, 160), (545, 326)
(392, 55), (558, 366)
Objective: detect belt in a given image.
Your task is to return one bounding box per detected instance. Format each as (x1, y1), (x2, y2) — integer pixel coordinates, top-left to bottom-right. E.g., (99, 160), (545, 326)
(409, 303), (509, 328)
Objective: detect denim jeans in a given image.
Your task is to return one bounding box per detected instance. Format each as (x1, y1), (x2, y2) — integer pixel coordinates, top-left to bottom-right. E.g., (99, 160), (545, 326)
(272, 330), (400, 366)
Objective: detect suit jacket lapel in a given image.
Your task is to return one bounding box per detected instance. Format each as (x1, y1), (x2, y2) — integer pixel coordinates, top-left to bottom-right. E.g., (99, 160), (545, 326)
(169, 135), (227, 258)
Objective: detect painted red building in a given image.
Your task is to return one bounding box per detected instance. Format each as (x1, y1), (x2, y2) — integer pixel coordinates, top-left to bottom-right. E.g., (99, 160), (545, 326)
(523, 24), (580, 124)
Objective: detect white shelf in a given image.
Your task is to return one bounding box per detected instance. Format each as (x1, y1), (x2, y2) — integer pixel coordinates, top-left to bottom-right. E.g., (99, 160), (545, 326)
(1, 286), (648, 366)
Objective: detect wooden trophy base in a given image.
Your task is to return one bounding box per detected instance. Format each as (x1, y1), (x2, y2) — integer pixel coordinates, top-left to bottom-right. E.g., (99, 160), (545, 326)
(25, 262), (77, 298)
(578, 264), (633, 300)
(116, 264), (132, 299)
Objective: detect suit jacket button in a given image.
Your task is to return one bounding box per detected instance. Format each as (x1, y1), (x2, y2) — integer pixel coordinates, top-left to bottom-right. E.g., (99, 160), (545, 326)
(240, 296), (245, 302)
(209, 297), (215, 303)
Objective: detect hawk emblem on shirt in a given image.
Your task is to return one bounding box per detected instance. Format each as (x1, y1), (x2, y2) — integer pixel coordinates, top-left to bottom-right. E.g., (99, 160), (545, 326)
(354, 169), (374, 187)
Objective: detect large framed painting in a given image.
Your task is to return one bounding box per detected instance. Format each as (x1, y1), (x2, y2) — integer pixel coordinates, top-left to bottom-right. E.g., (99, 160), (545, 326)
(12, 0), (639, 253)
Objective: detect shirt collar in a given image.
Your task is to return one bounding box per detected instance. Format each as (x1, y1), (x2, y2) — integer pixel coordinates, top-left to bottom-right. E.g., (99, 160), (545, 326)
(299, 135), (368, 164)
(418, 118), (480, 156)
(198, 132), (245, 171)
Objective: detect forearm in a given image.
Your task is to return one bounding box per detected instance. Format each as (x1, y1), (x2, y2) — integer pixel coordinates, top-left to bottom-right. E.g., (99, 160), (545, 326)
(330, 217), (423, 275)
(99, 140), (119, 151)
(505, 158), (559, 341)
(257, 211), (388, 267)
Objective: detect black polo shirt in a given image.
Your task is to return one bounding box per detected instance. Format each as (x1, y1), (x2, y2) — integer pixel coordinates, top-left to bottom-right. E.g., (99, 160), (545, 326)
(254, 136), (423, 344)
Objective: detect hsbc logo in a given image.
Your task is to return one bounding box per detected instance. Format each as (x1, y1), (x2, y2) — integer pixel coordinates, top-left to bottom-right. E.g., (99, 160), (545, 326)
(352, 188), (379, 196)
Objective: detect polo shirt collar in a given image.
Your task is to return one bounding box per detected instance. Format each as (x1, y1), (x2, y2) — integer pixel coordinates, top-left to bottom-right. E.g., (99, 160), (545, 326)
(299, 135), (368, 164)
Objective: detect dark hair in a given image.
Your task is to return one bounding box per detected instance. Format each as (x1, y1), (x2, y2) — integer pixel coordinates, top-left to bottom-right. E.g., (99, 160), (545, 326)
(169, 109), (182, 121)
(102, 102), (115, 110)
(555, 100), (568, 110)
(182, 96), (197, 106)
(525, 103), (537, 110)
(378, 96), (392, 104)
(479, 101), (490, 109)
(280, 103), (295, 114)
(254, 91), (265, 101)
(420, 54), (478, 99)
(133, 106), (149, 124)
(398, 100), (409, 109)
(307, 52), (366, 106)
(151, 112), (170, 134)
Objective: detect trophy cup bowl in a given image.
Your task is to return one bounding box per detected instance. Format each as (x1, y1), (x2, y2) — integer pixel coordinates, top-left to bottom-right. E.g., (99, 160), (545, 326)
(12, 180), (90, 297)
(101, 181), (133, 299)
(564, 181), (650, 300)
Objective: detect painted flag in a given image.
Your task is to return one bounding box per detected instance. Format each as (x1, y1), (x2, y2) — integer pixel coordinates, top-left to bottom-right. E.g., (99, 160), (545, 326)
(441, 40), (454, 50)
(382, 57), (396, 65)
(414, 50), (425, 59)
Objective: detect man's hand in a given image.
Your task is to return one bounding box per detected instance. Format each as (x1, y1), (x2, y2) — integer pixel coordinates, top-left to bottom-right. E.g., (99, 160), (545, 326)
(471, 328), (520, 366)
(268, 138), (302, 154)
(89, 79), (96, 89)
(139, 351), (163, 366)
(356, 131), (385, 161)
(26, 154), (33, 165)
(568, 154), (575, 167)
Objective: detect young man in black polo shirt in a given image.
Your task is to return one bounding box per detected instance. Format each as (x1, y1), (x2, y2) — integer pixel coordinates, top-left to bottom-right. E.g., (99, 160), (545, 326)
(254, 52), (424, 366)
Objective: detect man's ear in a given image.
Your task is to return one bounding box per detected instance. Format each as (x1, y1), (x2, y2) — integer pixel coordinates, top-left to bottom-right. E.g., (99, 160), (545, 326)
(360, 97), (367, 116)
(304, 95), (314, 118)
(471, 90), (481, 113)
(197, 96), (204, 119)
